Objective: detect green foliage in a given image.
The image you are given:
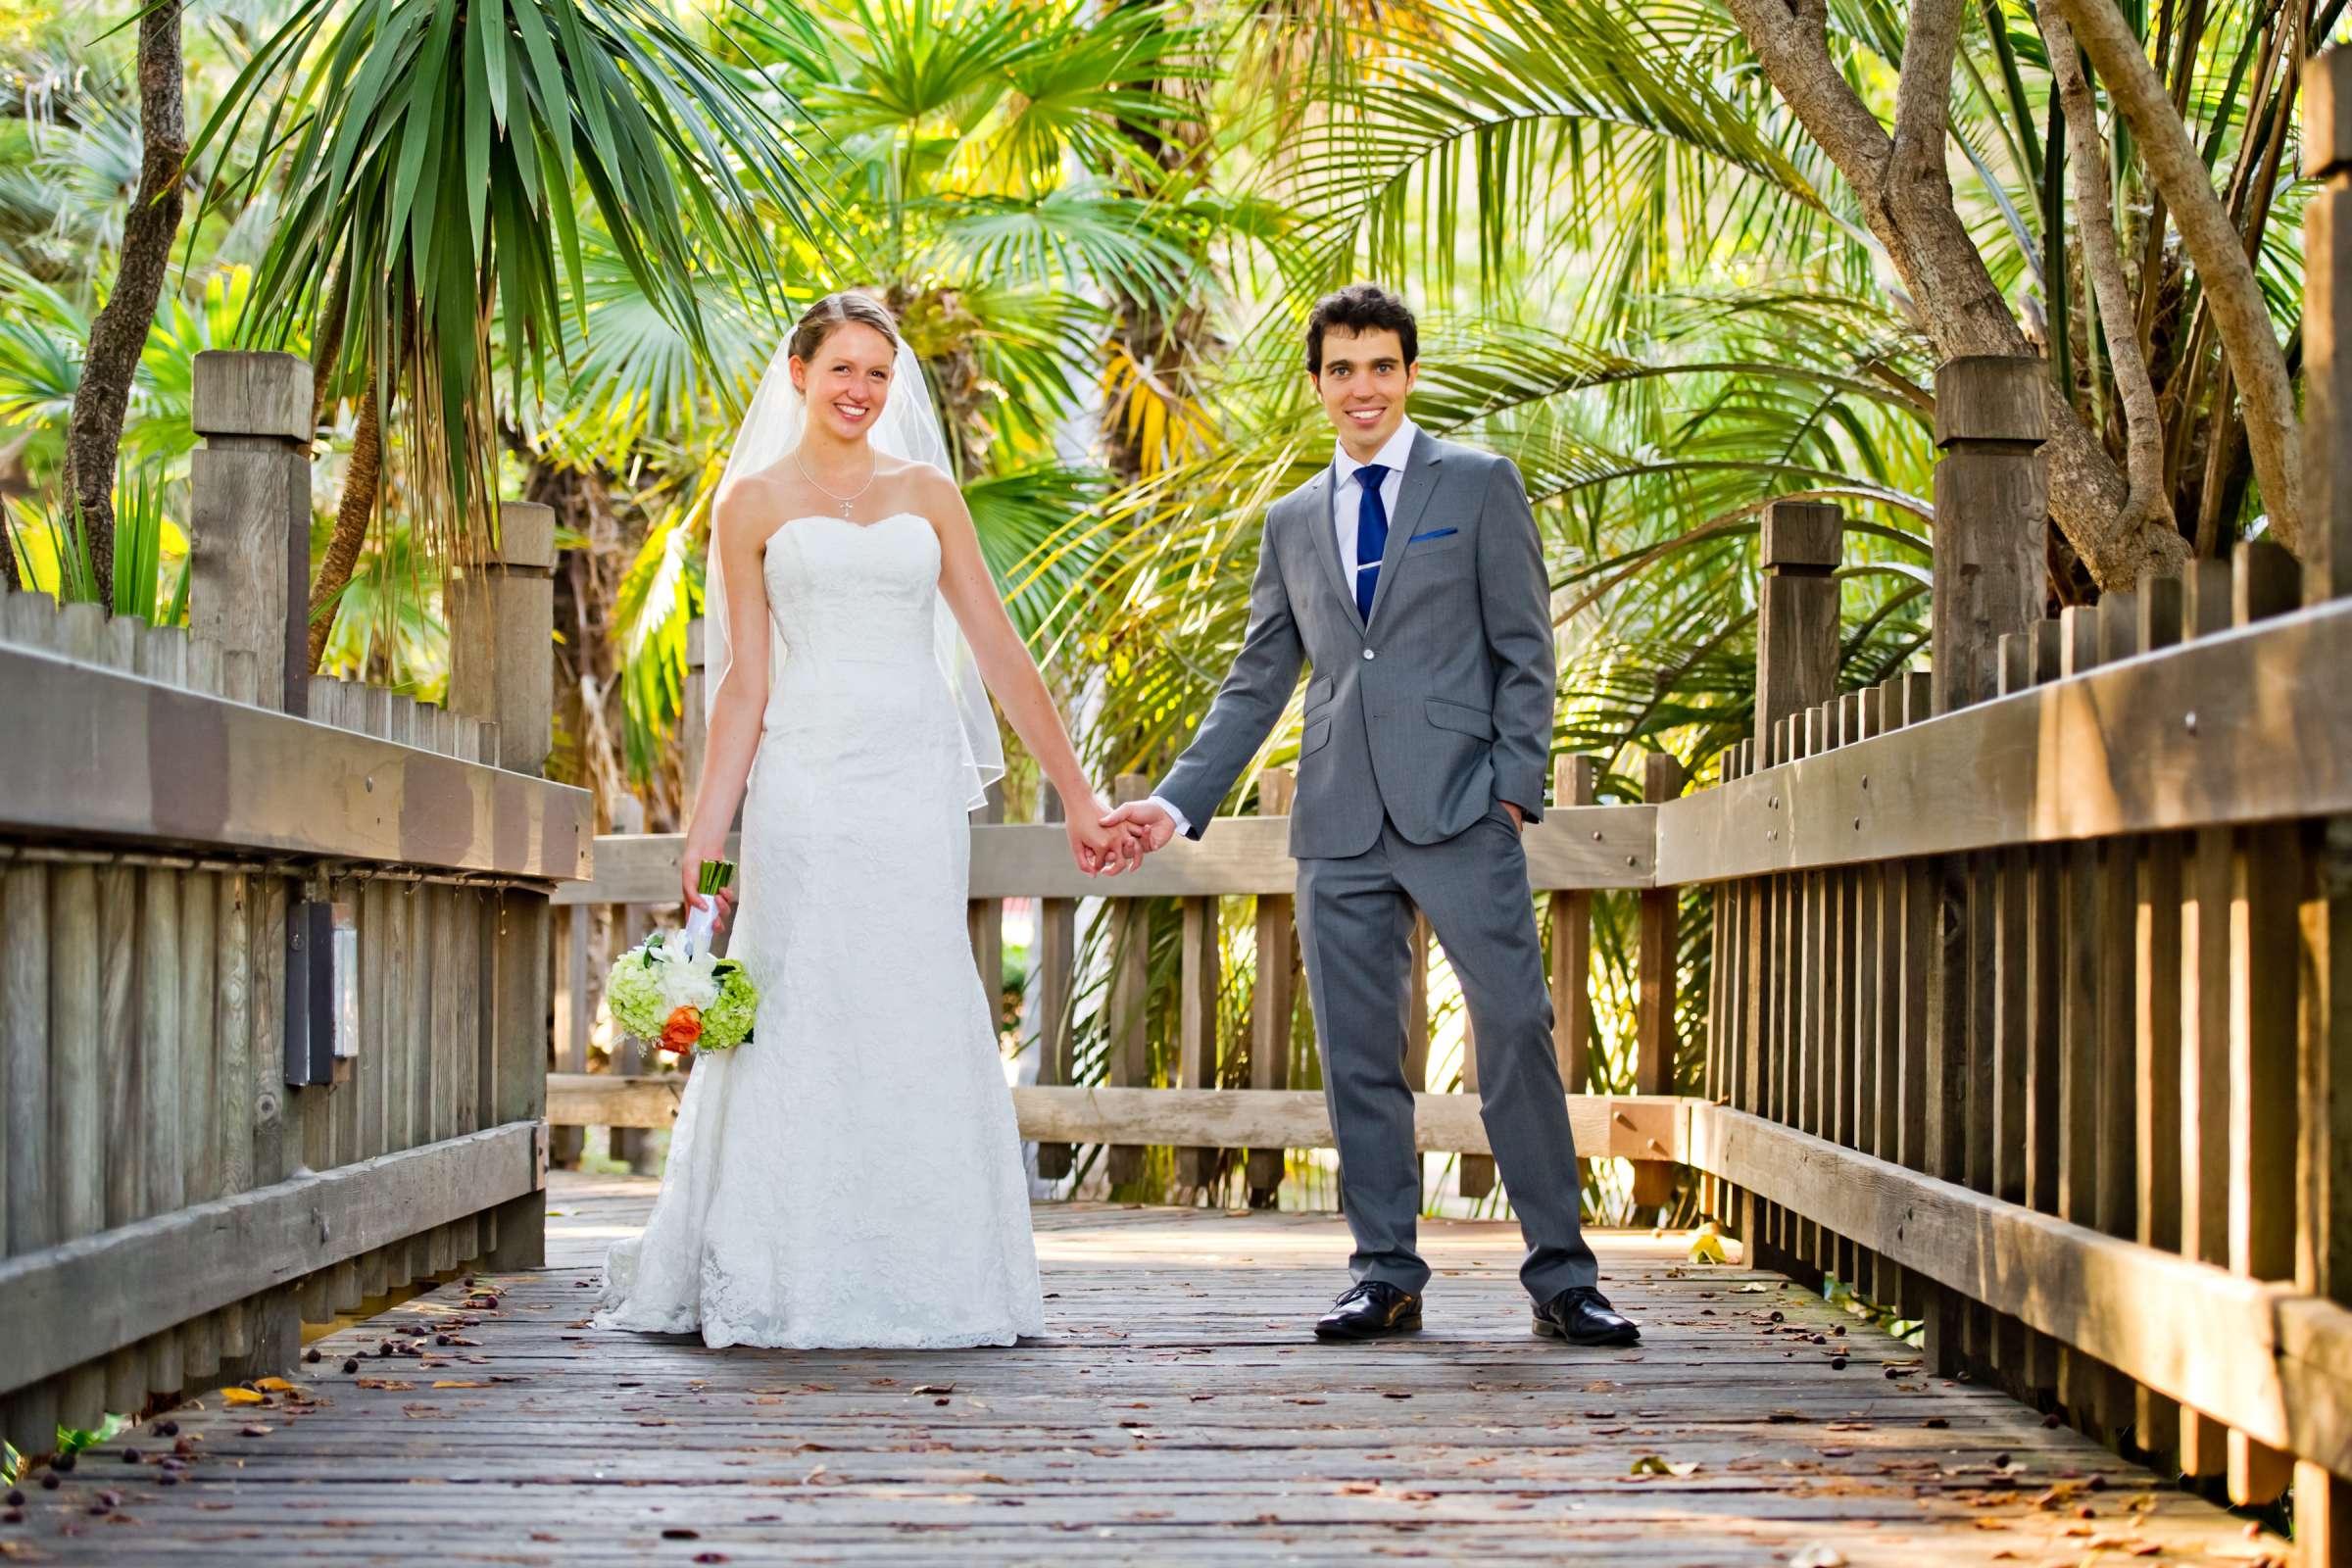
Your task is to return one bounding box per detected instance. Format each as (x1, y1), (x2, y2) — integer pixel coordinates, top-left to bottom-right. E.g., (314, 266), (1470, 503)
(192, 0), (827, 564)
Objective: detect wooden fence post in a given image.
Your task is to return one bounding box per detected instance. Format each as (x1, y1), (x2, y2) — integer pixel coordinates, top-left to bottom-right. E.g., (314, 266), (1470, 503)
(1754, 501), (1840, 757)
(189, 351), (314, 713)
(2300, 66), (2352, 1565)
(1921, 356), (2045, 1380)
(1632, 753), (1686, 1214)
(1931, 357), (2047, 716)
(450, 502), (556, 1272)
(449, 503), (556, 772)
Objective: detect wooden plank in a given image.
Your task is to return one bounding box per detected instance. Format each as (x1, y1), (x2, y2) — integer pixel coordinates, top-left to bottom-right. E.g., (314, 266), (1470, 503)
(1247, 768), (1297, 1207)
(0, 1122), (541, 1393)
(2227, 540), (2306, 1503)
(559, 807), (1660, 907)
(1176, 886), (1221, 1195)
(545, 1076), (1688, 1169)
(0, 1173), (2281, 1567)
(1033, 786), (1077, 1183)
(1632, 754), (1685, 1212)
(214, 872), (252, 1361)
(1107, 775), (1153, 1192)
(968, 782), (1005, 1019)
(2, 861), (57, 1451)
(0, 645), (594, 878)
(1547, 757), (1596, 1095)
(140, 864), (187, 1395)
(178, 868), (222, 1378)
(1654, 598), (2352, 883)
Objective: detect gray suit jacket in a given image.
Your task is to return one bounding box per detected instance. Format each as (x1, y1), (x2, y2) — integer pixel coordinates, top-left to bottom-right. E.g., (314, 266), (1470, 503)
(1153, 428), (1556, 861)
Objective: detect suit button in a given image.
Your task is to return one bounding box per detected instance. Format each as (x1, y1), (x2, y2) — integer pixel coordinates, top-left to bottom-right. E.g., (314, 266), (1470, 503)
(1362, 648), (1376, 660)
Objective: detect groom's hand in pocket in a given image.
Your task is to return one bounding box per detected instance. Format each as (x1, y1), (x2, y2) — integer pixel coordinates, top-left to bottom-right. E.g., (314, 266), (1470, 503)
(1501, 801), (1524, 834)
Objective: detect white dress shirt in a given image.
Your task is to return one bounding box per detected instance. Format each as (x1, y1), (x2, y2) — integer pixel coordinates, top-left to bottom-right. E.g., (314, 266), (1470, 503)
(1145, 419), (1423, 839)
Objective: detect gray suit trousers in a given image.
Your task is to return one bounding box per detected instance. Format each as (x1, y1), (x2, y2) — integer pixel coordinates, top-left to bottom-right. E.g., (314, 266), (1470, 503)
(1297, 803), (1598, 1303)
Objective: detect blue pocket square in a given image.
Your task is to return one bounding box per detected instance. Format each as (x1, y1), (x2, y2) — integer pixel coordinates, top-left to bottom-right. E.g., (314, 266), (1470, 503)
(1408, 527), (1458, 543)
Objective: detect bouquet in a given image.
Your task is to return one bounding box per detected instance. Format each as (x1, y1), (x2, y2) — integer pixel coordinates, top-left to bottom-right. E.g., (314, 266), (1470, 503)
(605, 859), (757, 1054)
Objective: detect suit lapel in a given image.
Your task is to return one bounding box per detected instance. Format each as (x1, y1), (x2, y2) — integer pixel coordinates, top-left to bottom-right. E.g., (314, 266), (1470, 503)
(1363, 429), (1443, 628)
(1304, 465), (1364, 633)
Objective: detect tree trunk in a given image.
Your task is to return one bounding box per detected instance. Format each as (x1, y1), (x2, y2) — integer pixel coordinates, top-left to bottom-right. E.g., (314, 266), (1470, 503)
(1722, 0), (2188, 590)
(64, 0), (186, 609)
(306, 380), (380, 670)
(2051, 0), (2301, 556)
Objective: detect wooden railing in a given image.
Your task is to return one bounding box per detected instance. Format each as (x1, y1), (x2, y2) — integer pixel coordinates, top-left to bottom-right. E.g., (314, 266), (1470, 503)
(545, 760), (1684, 1204)
(0, 352), (591, 1451)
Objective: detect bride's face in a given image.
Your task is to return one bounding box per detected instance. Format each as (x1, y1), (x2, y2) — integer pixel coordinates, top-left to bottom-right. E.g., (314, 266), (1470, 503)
(791, 323), (897, 442)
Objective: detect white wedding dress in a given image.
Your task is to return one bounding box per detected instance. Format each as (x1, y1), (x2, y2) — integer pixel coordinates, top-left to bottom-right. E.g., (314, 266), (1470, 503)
(595, 512), (1047, 1349)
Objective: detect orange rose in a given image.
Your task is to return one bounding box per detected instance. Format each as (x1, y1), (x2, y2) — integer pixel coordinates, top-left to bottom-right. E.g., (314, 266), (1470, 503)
(660, 1006), (704, 1052)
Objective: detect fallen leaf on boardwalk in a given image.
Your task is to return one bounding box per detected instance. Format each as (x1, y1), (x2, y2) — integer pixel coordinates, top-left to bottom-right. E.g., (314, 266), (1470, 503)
(1788, 1547), (1848, 1568)
(911, 1385), (956, 1396)
(429, 1381), (493, 1389)
(253, 1378), (296, 1393)
(355, 1379), (413, 1391)
(220, 1389), (265, 1405)
(1687, 1224), (1728, 1264)
(1735, 1283), (1771, 1293)
(1629, 1455), (1698, 1478)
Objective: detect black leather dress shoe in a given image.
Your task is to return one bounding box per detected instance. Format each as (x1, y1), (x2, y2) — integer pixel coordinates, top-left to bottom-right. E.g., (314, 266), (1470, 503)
(1314, 1281), (1423, 1341)
(1533, 1286), (1640, 1347)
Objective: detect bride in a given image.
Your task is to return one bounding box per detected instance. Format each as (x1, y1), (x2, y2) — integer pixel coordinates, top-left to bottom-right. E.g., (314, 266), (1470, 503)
(596, 291), (1140, 1349)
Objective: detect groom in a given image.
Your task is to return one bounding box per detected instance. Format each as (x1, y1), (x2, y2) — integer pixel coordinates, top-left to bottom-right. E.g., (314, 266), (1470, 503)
(1103, 285), (1639, 1348)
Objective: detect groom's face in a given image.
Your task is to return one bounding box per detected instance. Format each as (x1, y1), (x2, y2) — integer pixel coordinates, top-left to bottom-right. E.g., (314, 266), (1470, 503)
(1310, 325), (1417, 456)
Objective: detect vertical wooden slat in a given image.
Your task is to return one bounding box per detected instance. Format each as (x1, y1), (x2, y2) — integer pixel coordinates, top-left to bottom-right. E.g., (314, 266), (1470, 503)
(1895, 670), (1935, 1323)
(49, 862), (105, 1427)
(358, 877), (392, 1298)
(1106, 775), (1152, 1191)
(3, 862), (59, 1450)
(2225, 540), (2304, 1503)
(141, 864), (186, 1395)
(247, 873), (301, 1375)
(1632, 753), (1685, 1213)
(1034, 786), (1076, 1183)
(214, 873), (252, 1359)
(484, 886), (550, 1272)
(98, 860), (145, 1409)
(1248, 767), (1298, 1208)
(1547, 757), (1596, 1095)
(1176, 882), (1221, 1199)
(969, 781), (1006, 1021)
(2300, 85), (2352, 1555)
(179, 869), (222, 1378)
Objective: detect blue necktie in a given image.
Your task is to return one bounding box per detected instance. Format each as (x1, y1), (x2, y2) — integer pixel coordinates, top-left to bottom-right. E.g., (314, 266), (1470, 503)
(1353, 464), (1390, 622)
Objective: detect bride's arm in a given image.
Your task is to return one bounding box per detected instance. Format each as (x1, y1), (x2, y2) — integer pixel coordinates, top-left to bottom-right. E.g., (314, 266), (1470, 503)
(679, 485), (774, 916)
(924, 472), (1139, 875)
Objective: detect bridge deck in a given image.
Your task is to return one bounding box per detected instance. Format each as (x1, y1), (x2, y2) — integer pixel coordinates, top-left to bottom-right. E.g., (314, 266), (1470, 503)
(10, 1171), (2279, 1565)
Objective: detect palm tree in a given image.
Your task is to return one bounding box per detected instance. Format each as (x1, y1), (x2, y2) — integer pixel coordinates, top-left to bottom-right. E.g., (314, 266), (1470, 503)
(190, 0), (830, 667)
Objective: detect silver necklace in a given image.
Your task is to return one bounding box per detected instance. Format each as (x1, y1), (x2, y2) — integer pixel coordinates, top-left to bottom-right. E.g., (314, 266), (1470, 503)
(793, 445), (879, 519)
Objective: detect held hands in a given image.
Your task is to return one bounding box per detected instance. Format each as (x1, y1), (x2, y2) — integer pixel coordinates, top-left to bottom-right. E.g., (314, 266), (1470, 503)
(1068, 794), (1151, 877)
(1097, 798), (1179, 861)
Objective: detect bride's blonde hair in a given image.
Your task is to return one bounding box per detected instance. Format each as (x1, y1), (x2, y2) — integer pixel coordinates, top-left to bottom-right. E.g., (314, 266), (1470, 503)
(790, 291), (903, 364)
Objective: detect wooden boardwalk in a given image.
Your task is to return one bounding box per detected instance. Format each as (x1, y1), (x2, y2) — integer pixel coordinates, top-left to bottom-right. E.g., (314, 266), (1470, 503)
(6, 1171), (2281, 1566)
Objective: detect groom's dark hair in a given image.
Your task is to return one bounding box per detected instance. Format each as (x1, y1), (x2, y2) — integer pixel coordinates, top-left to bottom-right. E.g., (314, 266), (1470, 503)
(1304, 285), (1418, 375)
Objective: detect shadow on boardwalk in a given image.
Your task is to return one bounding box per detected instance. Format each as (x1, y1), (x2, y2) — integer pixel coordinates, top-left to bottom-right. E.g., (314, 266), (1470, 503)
(7, 1171), (2282, 1565)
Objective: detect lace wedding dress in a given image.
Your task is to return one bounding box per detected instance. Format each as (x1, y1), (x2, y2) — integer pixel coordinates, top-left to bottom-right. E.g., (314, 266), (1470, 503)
(596, 512), (1047, 1349)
